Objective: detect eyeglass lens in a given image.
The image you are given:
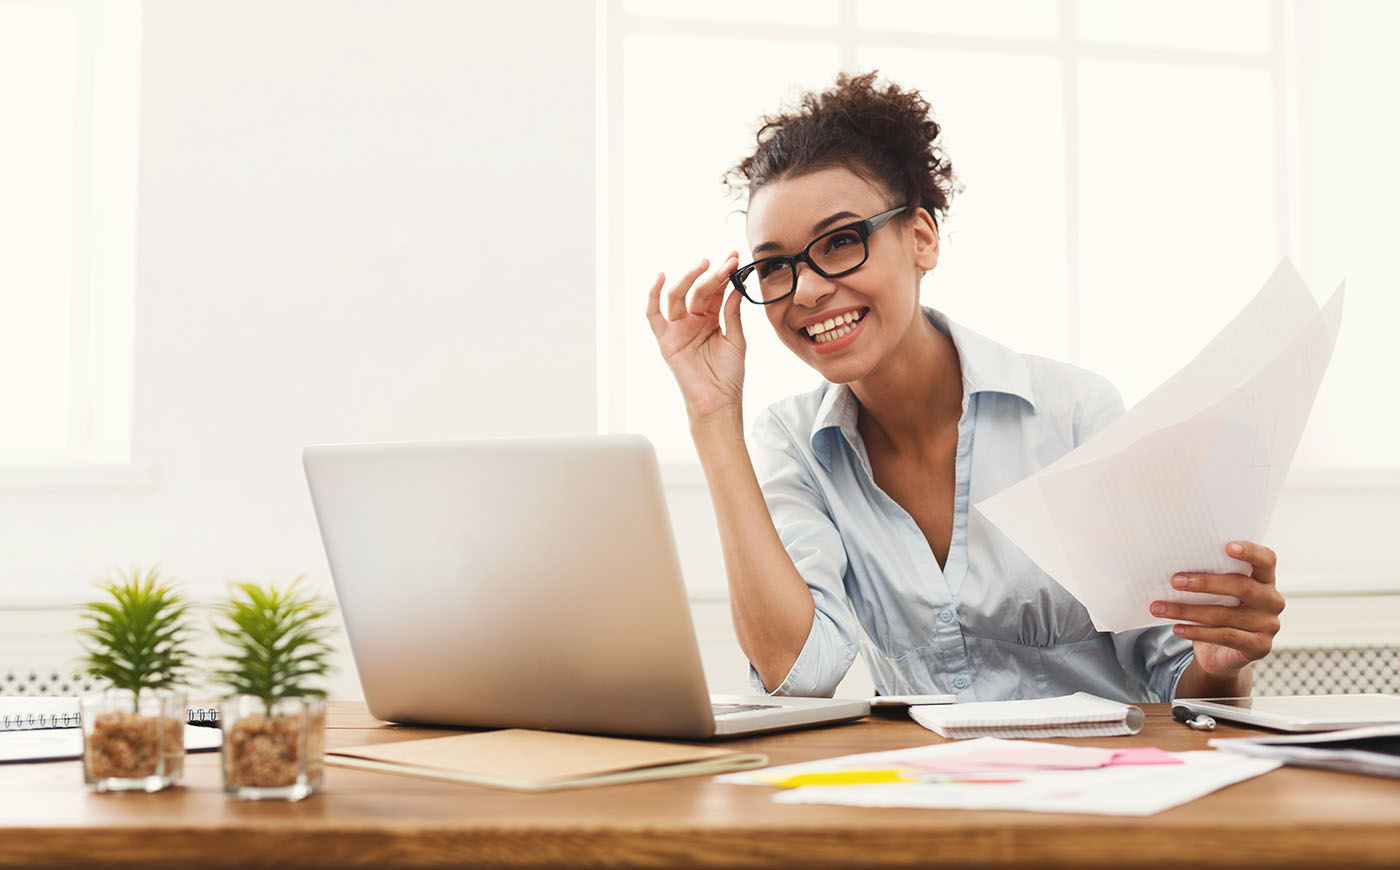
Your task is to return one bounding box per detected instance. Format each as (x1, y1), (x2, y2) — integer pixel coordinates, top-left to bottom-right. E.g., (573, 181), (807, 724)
(737, 226), (868, 303)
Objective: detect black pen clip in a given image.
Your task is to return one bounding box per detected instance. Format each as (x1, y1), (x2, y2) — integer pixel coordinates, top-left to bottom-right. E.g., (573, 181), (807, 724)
(1172, 705), (1216, 731)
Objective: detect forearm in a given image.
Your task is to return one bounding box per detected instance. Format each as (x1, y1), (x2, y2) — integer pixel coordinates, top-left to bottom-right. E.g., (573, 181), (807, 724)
(1173, 657), (1252, 700)
(690, 411), (815, 691)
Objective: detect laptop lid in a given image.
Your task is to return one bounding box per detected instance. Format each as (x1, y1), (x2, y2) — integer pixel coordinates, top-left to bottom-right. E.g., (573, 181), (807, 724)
(304, 435), (728, 738)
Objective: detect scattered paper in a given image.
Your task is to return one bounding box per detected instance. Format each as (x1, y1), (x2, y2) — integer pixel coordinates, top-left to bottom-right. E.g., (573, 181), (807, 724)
(771, 752), (1277, 815)
(719, 737), (1276, 816)
(1109, 747), (1181, 766)
(975, 259), (1344, 632)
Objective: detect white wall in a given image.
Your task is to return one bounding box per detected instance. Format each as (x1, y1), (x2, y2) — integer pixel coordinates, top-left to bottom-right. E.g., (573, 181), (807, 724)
(4, 1), (1397, 703)
(658, 0), (1400, 662)
(0, 0), (596, 615)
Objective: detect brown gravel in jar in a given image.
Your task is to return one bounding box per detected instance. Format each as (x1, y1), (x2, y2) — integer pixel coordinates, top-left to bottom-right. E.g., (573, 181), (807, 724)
(87, 712), (182, 779)
(227, 714), (302, 787)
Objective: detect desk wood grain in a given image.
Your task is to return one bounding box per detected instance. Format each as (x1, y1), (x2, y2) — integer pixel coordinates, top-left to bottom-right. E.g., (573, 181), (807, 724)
(1, 702), (1397, 869)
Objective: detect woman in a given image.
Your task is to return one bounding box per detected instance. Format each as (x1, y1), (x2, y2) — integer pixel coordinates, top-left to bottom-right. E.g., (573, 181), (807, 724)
(645, 72), (1283, 702)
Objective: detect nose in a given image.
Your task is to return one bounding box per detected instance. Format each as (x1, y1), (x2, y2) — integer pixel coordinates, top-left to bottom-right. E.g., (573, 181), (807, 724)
(790, 262), (836, 308)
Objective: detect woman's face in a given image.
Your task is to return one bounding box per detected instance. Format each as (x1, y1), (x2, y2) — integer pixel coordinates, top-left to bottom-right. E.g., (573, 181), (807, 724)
(744, 166), (938, 385)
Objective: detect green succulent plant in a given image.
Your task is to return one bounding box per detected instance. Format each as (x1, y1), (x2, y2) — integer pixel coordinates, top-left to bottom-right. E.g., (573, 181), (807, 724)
(77, 566), (196, 704)
(211, 578), (335, 716)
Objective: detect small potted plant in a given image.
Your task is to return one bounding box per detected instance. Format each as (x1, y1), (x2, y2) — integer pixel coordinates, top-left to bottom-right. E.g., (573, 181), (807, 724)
(212, 578), (335, 801)
(77, 566), (195, 792)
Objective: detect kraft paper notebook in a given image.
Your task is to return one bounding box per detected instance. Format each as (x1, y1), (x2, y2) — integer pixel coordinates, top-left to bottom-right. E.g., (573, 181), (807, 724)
(326, 728), (768, 791)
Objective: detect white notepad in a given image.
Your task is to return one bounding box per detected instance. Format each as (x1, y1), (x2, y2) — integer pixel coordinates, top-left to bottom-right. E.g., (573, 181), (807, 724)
(909, 693), (1146, 739)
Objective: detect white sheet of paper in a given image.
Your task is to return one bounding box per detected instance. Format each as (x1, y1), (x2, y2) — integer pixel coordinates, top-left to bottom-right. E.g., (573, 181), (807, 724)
(975, 260), (1345, 632)
(717, 737), (1280, 816)
(770, 751), (1280, 816)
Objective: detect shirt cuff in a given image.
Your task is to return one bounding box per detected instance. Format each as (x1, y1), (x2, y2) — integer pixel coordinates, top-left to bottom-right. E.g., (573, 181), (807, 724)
(745, 611), (854, 698)
(1163, 647), (1196, 701)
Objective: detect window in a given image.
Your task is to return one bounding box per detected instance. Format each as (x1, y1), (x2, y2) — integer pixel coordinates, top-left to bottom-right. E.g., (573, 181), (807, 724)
(0, 0), (140, 470)
(600, 0), (1398, 473)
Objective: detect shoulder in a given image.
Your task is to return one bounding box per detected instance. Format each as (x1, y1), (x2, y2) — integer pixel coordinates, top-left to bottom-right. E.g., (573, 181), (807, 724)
(1020, 354), (1125, 445)
(751, 381), (829, 451)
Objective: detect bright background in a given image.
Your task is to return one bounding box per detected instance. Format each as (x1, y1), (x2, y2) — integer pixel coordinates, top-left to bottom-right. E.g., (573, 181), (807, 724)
(1, 0), (1396, 697)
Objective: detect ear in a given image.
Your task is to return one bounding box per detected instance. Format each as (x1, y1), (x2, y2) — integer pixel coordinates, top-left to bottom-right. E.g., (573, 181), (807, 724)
(911, 208), (940, 271)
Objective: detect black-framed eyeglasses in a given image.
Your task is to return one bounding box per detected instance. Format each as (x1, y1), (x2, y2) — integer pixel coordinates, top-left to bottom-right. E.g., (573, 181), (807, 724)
(728, 205), (910, 304)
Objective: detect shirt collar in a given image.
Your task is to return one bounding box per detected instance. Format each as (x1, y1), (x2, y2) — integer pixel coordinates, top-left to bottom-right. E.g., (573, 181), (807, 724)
(809, 307), (1037, 471)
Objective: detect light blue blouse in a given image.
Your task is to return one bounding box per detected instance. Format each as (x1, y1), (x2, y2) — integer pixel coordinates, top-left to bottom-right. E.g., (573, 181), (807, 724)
(748, 308), (1193, 703)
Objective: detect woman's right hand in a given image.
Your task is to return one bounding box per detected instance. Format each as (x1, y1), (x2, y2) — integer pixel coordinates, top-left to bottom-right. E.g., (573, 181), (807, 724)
(645, 253), (746, 425)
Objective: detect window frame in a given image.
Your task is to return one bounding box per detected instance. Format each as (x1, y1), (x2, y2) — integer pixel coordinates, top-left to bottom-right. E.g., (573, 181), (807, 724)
(0, 0), (142, 485)
(599, 0), (1400, 607)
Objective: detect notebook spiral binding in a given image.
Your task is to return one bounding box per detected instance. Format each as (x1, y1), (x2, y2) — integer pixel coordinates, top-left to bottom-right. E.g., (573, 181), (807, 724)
(1, 707), (221, 732)
(186, 707), (221, 726)
(0, 711), (82, 731)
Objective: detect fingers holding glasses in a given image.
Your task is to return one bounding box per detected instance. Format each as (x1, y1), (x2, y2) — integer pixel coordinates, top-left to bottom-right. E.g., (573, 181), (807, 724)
(664, 259), (710, 323)
(687, 251), (739, 319)
(722, 271), (745, 350)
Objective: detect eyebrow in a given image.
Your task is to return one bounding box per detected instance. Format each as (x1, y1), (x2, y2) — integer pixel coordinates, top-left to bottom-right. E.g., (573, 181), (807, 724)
(752, 211), (861, 255)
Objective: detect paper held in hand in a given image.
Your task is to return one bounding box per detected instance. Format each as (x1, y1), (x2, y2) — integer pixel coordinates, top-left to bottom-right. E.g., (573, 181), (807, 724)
(974, 259), (1344, 633)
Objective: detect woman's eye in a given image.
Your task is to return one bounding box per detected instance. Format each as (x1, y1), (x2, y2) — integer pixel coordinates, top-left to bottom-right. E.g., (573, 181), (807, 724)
(756, 260), (790, 278)
(823, 231), (858, 253)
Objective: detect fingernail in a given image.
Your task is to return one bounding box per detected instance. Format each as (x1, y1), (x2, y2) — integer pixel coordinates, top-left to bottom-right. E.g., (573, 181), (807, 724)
(1150, 602), (1166, 616)
(1172, 625), (1186, 636)
(1229, 542), (1244, 556)
(1171, 574), (1189, 589)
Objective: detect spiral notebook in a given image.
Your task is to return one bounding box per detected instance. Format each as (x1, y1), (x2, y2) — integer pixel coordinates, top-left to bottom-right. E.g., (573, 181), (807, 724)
(909, 693), (1146, 739)
(0, 696), (220, 731)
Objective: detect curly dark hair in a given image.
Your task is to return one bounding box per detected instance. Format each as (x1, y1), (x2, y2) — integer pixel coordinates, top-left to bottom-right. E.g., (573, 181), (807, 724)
(726, 71), (959, 228)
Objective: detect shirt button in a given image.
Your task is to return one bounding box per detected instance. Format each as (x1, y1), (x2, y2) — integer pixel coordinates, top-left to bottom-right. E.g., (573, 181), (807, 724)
(938, 609), (954, 623)
(953, 675), (970, 690)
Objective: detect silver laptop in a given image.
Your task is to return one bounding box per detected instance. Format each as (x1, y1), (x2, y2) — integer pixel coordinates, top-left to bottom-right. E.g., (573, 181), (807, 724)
(302, 435), (869, 739)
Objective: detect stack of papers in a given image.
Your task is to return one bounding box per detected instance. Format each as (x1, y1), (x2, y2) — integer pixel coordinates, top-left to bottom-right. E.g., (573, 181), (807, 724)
(1210, 724), (1400, 779)
(976, 260), (1344, 632)
(909, 693), (1145, 739)
(718, 737), (1279, 815)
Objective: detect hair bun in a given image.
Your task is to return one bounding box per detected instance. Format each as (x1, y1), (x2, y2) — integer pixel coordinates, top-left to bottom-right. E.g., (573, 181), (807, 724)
(727, 71), (958, 227)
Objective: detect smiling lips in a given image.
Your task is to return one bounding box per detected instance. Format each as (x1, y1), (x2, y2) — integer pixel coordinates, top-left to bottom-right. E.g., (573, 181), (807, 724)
(804, 308), (867, 344)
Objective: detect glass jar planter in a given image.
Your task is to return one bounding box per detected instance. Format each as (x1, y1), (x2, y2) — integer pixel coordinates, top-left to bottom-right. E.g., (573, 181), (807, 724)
(220, 696), (325, 801)
(81, 688), (186, 792)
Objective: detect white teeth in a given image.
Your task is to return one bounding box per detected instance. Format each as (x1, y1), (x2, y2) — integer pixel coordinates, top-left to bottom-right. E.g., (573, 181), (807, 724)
(805, 310), (865, 337)
(813, 321), (857, 343)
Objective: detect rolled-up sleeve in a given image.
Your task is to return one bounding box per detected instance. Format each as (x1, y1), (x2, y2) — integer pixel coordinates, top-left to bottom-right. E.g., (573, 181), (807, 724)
(745, 410), (860, 697)
(1077, 369), (1195, 701)
(1112, 626), (1194, 702)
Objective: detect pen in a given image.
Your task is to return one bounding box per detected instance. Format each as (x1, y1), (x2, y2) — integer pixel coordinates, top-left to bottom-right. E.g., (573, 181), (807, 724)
(1172, 705), (1216, 731)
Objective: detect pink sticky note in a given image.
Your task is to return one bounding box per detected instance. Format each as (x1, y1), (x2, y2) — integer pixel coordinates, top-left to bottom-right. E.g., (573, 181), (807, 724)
(1109, 747), (1183, 766)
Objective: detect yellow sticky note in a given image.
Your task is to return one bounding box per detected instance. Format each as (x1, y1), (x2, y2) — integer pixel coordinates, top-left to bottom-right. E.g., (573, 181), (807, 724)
(768, 768), (914, 788)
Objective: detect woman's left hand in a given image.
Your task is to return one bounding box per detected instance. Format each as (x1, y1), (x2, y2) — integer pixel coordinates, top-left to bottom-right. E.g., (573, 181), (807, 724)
(1151, 541), (1285, 676)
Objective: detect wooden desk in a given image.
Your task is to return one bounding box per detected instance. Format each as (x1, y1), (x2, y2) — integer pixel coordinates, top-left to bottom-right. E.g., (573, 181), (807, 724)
(2, 702), (1397, 869)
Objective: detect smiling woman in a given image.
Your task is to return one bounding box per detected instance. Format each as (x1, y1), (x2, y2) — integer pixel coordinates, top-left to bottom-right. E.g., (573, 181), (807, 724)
(645, 72), (1284, 705)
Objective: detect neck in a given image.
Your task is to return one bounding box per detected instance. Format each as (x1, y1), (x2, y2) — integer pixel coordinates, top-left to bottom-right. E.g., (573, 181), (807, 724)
(851, 309), (963, 453)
